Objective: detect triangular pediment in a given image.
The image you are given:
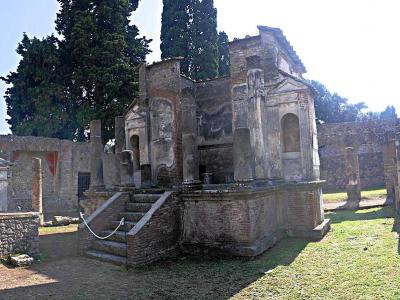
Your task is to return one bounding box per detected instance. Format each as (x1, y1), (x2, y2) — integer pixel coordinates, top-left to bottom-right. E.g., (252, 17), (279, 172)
(270, 77), (307, 93)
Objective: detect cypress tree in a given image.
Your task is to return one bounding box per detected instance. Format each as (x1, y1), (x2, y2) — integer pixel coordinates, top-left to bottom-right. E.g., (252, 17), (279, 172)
(56, 0), (151, 142)
(218, 31), (230, 76)
(1, 34), (72, 139)
(160, 0), (193, 76)
(190, 0), (219, 80)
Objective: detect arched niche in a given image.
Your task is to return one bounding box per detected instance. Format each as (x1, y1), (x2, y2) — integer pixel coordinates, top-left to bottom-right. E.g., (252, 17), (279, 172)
(281, 113), (301, 153)
(130, 134), (140, 170)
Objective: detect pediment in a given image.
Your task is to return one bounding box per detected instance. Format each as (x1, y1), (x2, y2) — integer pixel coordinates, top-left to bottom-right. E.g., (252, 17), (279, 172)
(270, 78), (308, 93)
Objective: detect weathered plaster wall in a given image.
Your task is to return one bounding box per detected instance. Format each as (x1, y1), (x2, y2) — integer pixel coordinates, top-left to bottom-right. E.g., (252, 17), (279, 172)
(147, 60), (183, 187)
(195, 77), (233, 183)
(318, 119), (400, 192)
(0, 212), (39, 257)
(0, 135), (116, 219)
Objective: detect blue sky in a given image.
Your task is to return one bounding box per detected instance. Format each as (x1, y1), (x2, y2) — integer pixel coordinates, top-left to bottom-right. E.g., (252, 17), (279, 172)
(1, 0), (399, 134)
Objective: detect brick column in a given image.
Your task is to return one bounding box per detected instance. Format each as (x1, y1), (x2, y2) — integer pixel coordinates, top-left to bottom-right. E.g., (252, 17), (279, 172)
(395, 132), (400, 212)
(233, 128), (254, 182)
(182, 87), (201, 189)
(32, 157), (43, 225)
(345, 147), (361, 207)
(89, 120), (105, 191)
(114, 116), (125, 187)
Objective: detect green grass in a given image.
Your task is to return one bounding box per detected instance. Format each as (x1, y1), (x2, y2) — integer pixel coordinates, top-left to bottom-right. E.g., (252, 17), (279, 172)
(122, 207), (400, 300)
(39, 224), (78, 235)
(323, 187), (387, 203)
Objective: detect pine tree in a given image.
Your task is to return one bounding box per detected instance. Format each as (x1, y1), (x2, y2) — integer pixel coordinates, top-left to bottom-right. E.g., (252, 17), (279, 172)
(160, 0), (193, 76)
(190, 0), (219, 80)
(56, 0), (151, 142)
(1, 34), (72, 139)
(218, 31), (230, 76)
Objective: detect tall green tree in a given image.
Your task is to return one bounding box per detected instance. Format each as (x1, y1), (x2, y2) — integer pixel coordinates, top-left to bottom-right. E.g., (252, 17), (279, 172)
(380, 105), (397, 120)
(160, 0), (193, 76)
(217, 31), (230, 77)
(56, 0), (151, 142)
(1, 34), (72, 139)
(310, 80), (367, 123)
(190, 0), (219, 80)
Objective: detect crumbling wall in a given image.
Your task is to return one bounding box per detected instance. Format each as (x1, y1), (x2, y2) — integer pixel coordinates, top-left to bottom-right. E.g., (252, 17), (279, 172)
(318, 119), (400, 192)
(0, 135), (115, 218)
(195, 77), (233, 183)
(146, 59), (183, 187)
(0, 212), (39, 257)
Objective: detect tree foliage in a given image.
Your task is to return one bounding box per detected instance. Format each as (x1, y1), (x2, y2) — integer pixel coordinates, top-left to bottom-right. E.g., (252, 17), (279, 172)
(160, 0), (193, 76)
(161, 0), (226, 80)
(2, 0), (150, 142)
(310, 80), (367, 123)
(56, 0), (151, 142)
(217, 31), (230, 77)
(190, 0), (219, 80)
(1, 34), (71, 139)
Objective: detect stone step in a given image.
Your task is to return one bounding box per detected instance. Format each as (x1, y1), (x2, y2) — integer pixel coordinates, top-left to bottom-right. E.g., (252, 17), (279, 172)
(101, 230), (126, 243)
(111, 220), (137, 232)
(126, 202), (153, 213)
(86, 250), (126, 265)
(91, 240), (127, 257)
(131, 194), (160, 203)
(120, 212), (145, 222)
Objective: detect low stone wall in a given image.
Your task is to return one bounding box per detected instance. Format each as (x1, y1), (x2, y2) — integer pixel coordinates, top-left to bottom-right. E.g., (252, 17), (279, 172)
(0, 212), (39, 258)
(127, 192), (180, 267)
(181, 182), (330, 256)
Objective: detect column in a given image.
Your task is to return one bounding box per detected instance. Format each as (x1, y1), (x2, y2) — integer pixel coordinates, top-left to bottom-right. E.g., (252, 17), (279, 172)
(247, 67), (268, 179)
(120, 150), (135, 188)
(182, 87), (201, 188)
(395, 132), (400, 212)
(89, 120), (105, 191)
(32, 157), (43, 225)
(345, 147), (361, 207)
(233, 128), (255, 182)
(114, 116), (125, 187)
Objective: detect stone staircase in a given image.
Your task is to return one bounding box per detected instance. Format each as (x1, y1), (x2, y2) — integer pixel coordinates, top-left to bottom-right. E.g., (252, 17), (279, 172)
(85, 192), (162, 265)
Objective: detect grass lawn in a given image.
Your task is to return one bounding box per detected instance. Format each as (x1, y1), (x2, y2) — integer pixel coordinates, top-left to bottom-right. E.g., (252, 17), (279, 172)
(39, 224), (78, 235)
(2, 208), (400, 299)
(124, 207), (400, 299)
(323, 187), (387, 203)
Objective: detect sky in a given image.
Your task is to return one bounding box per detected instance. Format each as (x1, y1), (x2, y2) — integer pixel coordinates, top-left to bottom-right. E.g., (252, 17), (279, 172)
(1, 0), (399, 134)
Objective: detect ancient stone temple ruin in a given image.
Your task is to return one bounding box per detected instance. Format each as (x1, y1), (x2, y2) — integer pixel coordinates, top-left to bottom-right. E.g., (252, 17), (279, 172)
(79, 25), (331, 266)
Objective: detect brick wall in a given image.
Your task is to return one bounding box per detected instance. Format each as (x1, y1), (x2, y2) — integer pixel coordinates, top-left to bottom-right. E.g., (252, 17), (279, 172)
(181, 181), (326, 256)
(0, 212), (39, 258)
(126, 192), (180, 267)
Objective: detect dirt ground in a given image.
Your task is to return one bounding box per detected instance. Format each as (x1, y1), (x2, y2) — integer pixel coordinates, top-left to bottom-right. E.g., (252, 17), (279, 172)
(0, 225), (252, 300)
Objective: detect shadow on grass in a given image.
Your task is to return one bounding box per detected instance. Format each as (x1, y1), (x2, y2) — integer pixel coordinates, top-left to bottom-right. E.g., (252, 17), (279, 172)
(327, 206), (394, 224)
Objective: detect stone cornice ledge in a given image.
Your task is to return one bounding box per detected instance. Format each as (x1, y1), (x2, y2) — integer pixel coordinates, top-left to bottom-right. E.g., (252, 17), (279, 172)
(0, 212), (40, 220)
(181, 180), (325, 201)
